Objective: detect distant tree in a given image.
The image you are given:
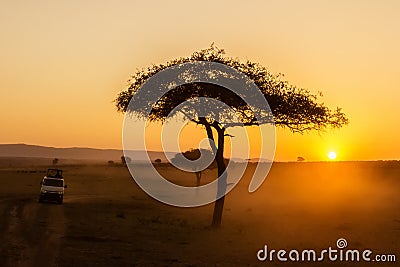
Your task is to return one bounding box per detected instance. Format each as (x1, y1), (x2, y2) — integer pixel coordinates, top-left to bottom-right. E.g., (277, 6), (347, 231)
(154, 158), (162, 163)
(297, 157), (305, 162)
(121, 156), (132, 165)
(172, 148), (215, 187)
(52, 158), (59, 165)
(115, 45), (348, 227)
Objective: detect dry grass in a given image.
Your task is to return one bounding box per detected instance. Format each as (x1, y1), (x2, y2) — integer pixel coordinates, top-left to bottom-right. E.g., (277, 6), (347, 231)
(0, 160), (399, 266)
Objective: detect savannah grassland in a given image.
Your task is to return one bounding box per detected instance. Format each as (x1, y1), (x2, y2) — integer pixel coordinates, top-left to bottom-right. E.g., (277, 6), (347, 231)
(0, 159), (398, 267)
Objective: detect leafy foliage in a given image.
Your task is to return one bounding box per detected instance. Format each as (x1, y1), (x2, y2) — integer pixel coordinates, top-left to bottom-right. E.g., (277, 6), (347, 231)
(115, 44), (348, 132)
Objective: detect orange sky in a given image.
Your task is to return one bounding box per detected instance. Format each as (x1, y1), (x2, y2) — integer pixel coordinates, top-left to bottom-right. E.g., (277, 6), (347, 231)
(1, 1), (399, 161)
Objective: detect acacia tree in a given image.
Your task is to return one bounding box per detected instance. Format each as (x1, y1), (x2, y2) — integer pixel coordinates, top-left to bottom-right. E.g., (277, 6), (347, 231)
(115, 45), (348, 227)
(171, 148), (216, 187)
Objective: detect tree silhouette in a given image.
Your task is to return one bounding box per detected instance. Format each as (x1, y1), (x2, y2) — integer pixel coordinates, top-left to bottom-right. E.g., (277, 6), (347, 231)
(115, 45), (348, 227)
(171, 148), (215, 187)
(121, 156), (131, 165)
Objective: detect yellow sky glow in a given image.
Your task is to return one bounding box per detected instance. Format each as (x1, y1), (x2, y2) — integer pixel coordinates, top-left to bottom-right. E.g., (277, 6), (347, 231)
(1, 1), (399, 161)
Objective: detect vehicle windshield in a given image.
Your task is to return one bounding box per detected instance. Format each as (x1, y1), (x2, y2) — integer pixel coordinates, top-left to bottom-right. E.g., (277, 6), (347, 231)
(42, 179), (63, 187)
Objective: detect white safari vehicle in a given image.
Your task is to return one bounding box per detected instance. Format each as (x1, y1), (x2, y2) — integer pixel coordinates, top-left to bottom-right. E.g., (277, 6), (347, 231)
(39, 169), (67, 204)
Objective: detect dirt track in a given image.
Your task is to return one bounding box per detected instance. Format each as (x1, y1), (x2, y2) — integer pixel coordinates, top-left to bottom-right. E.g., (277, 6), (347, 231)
(0, 198), (66, 267)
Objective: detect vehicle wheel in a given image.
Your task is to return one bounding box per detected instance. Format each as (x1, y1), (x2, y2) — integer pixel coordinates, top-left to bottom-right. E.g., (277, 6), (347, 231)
(58, 197), (63, 204)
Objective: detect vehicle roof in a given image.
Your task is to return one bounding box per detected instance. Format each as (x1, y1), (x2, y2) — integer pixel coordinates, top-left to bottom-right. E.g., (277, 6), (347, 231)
(43, 177), (64, 181)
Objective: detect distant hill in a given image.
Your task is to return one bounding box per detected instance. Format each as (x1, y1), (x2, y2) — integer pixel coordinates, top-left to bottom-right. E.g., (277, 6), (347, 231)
(0, 144), (175, 163)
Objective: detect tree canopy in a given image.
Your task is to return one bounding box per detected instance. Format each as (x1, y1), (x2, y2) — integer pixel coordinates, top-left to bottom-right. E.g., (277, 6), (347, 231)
(116, 44), (348, 132)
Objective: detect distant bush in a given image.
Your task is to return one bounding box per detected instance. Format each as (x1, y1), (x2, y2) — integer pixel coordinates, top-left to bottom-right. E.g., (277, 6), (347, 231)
(297, 157), (305, 162)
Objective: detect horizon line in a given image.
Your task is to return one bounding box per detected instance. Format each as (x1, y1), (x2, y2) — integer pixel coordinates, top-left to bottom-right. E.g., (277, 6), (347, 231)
(0, 143), (399, 162)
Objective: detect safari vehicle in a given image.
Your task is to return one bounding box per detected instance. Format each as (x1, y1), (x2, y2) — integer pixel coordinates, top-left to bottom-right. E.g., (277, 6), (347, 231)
(45, 168), (63, 179)
(39, 169), (67, 204)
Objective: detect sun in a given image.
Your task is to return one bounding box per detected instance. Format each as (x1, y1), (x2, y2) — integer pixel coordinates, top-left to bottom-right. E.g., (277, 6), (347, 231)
(328, 151), (337, 160)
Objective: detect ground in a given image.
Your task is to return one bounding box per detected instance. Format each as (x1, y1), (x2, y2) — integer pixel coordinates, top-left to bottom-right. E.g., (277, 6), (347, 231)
(0, 160), (399, 266)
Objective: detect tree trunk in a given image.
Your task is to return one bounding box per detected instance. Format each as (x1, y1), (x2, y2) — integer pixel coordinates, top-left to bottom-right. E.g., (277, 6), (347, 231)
(211, 127), (227, 228)
(199, 118), (227, 228)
